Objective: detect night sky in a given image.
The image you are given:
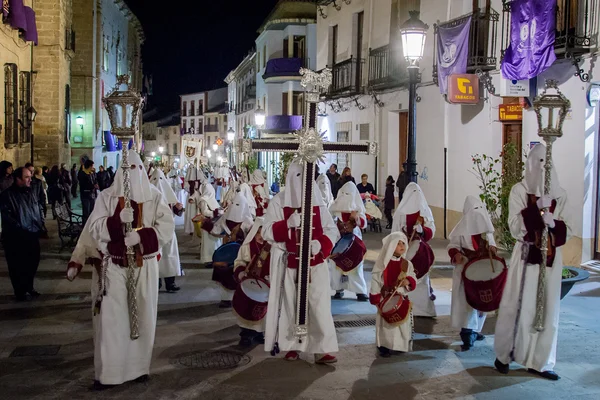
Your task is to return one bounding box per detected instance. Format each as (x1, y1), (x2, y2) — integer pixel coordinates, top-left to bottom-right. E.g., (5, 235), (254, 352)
(124, 0), (280, 111)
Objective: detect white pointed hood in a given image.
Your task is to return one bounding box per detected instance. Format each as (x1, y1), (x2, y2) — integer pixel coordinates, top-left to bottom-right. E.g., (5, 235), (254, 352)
(373, 231), (409, 274)
(199, 182), (220, 210)
(104, 151), (153, 203)
(238, 182), (258, 211)
(243, 216), (264, 246)
(149, 168), (178, 204)
(185, 164), (199, 181)
(316, 174), (334, 207)
(449, 195), (495, 243)
(396, 182), (434, 221)
(249, 169), (266, 185)
(282, 158), (325, 208)
(524, 143), (561, 198)
(224, 191), (254, 223)
(330, 181), (366, 215)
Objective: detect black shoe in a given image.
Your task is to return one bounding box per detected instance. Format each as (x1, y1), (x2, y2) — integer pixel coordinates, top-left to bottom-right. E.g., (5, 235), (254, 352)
(219, 300), (232, 308)
(332, 291), (344, 300)
(15, 294), (28, 302)
(204, 263), (213, 269)
(166, 284), (181, 293)
(28, 290), (41, 298)
(356, 294), (369, 302)
(495, 358), (510, 374)
(92, 380), (113, 391)
(460, 329), (476, 350)
(528, 369), (560, 381)
(476, 333), (485, 341)
(378, 346), (391, 358)
(239, 337), (252, 347)
(134, 374), (150, 383)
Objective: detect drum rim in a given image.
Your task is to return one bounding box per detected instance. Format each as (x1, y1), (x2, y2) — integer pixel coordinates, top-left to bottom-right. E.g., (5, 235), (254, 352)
(463, 255), (507, 282)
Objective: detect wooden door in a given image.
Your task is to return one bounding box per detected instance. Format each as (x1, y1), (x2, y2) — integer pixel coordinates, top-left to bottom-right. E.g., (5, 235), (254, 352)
(399, 111), (408, 169)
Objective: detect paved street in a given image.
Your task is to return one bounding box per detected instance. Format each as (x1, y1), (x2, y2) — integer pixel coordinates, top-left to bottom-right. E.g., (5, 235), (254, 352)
(0, 222), (599, 400)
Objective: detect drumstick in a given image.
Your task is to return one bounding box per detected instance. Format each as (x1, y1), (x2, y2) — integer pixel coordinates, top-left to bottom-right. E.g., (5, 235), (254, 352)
(487, 247), (496, 274)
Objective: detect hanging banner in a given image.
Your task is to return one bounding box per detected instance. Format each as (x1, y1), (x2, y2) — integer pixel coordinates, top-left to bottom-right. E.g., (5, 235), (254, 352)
(501, 0), (557, 80)
(437, 16), (471, 94)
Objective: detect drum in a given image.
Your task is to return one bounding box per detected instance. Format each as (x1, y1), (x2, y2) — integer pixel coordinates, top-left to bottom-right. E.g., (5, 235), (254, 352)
(192, 214), (216, 238)
(378, 293), (412, 326)
(330, 233), (367, 273)
(405, 238), (435, 280)
(462, 255), (508, 312)
(232, 277), (270, 322)
(211, 242), (242, 291)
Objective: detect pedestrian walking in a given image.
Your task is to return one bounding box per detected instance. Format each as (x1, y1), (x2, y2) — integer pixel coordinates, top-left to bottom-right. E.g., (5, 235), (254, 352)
(78, 159), (98, 224)
(71, 164), (78, 198)
(384, 175), (395, 229)
(60, 163), (72, 209)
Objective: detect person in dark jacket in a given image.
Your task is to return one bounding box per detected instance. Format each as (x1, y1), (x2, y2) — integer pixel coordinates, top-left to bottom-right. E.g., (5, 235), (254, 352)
(106, 166), (115, 187)
(60, 163), (72, 208)
(0, 167), (44, 301)
(357, 173), (375, 194)
(384, 175), (396, 229)
(47, 166), (65, 217)
(96, 165), (110, 190)
(25, 163), (47, 228)
(78, 159), (98, 224)
(326, 164), (341, 198)
(70, 164), (78, 198)
(0, 161), (14, 193)
(337, 167), (356, 192)
(396, 166), (408, 203)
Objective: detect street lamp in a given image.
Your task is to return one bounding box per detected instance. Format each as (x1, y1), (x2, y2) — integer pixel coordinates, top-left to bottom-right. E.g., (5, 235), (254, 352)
(254, 105), (265, 127)
(399, 10), (428, 183)
(76, 115), (84, 130)
(212, 143), (218, 152)
(158, 146), (164, 154)
(227, 127), (235, 165)
(227, 127), (235, 142)
(151, 151), (156, 157)
(27, 106), (37, 163)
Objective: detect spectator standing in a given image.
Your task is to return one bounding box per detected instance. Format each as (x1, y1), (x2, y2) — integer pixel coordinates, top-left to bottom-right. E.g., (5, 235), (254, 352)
(96, 165), (110, 190)
(60, 163), (72, 209)
(25, 163), (47, 227)
(106, 166), (115, 186)
(384, 175), (395, 229)
(0, 161), (14, 193)
(396, 166), (408, 203)
(70, 164), (78, 198)
(337, 167), (355, 192)
(47, 166), (65, 217)
(326, 163), (340, 198)
(33, 167), (48, 216)
(357, 174), (375, 194)
(42, 166), (49, 182)
(78, 159), (98, 224)
(0, 167), (44, 301)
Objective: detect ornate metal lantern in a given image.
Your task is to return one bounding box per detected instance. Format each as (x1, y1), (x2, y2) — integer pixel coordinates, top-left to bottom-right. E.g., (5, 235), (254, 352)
(399, 11), (429, 66)
(102, 75), (144, 340)
(531, 79), (570, 332)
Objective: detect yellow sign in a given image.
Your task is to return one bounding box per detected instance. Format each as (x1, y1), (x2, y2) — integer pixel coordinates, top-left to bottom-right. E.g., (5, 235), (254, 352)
(448, 74), (480, 104)
(499, 104), (523, 121)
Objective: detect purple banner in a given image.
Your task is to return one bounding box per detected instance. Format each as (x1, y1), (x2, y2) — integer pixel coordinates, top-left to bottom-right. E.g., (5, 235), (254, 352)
(8, 0), (26, 30)
(501, 0), (556, 80)
(23, 6), (37, 45)
(437, 16), (471, 94)
(104, 131), (116, 152)
(265, 115), (303, 132)
(263, 58), (303, 78)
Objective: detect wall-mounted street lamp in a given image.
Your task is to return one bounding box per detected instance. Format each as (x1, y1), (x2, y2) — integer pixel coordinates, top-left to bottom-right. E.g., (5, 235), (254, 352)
(212, 143), (218, 151)
(158, 146), (164, 154)
(76, 116), (84, 130)
(151, 151), (156, 157)
(254, 105), (265, 127)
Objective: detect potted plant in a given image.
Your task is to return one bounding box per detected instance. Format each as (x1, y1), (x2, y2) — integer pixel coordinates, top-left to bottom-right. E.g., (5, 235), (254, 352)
(560, 267), (590, 299)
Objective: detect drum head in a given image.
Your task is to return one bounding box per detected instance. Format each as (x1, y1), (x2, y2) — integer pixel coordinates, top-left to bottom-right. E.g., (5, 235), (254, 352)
(464, 257), (505, 281)
(241, 279), (269, 303)
(381, 294), (402, 312)
(405, 239), (420, 260)
(332, 234), (353, 254)
(213, 242), (241, 265)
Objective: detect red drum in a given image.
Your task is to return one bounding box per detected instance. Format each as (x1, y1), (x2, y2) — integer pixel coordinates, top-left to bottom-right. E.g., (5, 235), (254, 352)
(212, 242), (242, 291)
(378, 293), (412, 326)
(330, 233), (367, 273)
(462, 255), (508, 312)
(232, 277), (270, 322)
(405, 238), (435, 280)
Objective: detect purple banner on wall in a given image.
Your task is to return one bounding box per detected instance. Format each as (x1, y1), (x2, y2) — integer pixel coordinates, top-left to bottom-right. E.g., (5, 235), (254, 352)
(265, 115), (303, 132)
(8, 0), (26, 30)
(501, 0), (557, 80)
(263, 58), (303, 78)
(436, 16), (471, 94)
(104, 131), (117, 152)
(22, 6), (38, 45)
(116, 138), (134, 151)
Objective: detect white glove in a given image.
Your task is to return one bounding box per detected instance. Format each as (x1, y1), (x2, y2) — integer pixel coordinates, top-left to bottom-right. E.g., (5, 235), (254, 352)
(310, 240), (322, 256)
(415, 224), (423, 234)
(287, 212), (301, 229)
(120, 208), (134, 223)
(542, 212), (556, 229)
(67, 266), (79, 281)
(218, 209), (224, 216)
(124, 231), (141, 247)
(537, 195), (553, 210)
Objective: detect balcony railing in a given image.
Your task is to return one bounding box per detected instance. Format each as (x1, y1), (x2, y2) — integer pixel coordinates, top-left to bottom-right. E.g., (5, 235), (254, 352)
(501, 0), (599, 60)
(433, 8), (499, 85)
(368, 44), (408, 90)
(325, 57), (364, 98)
(204, 124), (220, 133)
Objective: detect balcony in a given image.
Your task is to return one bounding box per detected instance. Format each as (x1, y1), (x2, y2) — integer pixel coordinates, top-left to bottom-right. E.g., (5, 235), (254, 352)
(244, 84), (256, 100)
(204, 124), (220, 133)
(324, 58), (365, 99)
(501, 0), (598, 60)
(368, 44), (408, 90)
(262, 58), (305, 83)
(263, 115), (303, 134)
(433, 8), (499, 85)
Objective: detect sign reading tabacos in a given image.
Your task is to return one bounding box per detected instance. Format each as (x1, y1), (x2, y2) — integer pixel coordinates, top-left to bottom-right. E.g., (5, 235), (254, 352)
(448, 74), (480, 104)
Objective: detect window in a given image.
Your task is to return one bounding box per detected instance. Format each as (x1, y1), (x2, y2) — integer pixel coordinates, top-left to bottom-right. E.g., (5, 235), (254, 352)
(173, 143), (177, 155)
(182, 101), (187, 116)
(190, 119), (195, 132)
(359, 123), (369, 140)
(190, 100), (195, 116)
(64, 84), (71, 143)
(102, 36), (110, 72)
(263, 45), (267, 69)
(336, 131), (350, 169)
(329, 25), (338, 66)
(117, 48), (124, 76)
(4, 64), (18, 145)
(19, 71), (32, 143)
(182, 120), (187, 133)
(198, 101), (203, 115)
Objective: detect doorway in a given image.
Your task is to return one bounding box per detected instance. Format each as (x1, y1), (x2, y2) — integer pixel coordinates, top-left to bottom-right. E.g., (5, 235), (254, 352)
(399, 111), (408, 170)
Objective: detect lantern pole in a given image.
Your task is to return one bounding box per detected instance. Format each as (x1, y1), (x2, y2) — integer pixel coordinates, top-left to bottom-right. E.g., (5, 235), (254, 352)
(532, 79), (570, 332)
(102, 75), (143, 340)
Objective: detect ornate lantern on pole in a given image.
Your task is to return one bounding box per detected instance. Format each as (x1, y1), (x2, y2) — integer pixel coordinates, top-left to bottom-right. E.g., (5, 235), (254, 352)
(102, 75), (144, 340)
(531, 79), (570, 332)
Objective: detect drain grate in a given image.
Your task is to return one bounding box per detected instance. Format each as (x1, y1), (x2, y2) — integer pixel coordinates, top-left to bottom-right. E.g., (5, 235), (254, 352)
(172, 350), (251, 370)
(10, 345), (61, 357)
(335, 319), (376, 328)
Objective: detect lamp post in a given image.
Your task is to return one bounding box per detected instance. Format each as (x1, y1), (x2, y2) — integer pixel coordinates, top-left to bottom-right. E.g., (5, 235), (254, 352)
(399, 11), (428, 183)
(102, 75), (143, 341)
(227, 127), (235, 165)
(531, 79), (570, 333)
(27, 106), (37, 163)
(254, 105), (266, 168)
(158, 146), (164, 165)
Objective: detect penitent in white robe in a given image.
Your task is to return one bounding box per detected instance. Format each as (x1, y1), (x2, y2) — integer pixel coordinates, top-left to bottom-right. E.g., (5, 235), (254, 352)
(192, 191), (222, 264)
(494, 182), (571, 373)
(88, 187), (174, 385)
(329, 212), (368, 295)
(262, 193), (340, 355)
(184, 192), (198, 234)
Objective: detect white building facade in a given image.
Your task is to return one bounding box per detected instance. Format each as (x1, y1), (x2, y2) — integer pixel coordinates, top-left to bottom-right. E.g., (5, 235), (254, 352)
(316, 0), (600, 265)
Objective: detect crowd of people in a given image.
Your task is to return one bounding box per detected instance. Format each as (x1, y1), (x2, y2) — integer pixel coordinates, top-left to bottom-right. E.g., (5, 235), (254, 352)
(0, 143), (570, 388)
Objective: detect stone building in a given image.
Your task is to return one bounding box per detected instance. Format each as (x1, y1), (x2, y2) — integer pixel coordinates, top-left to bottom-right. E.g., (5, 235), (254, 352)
(142, 111), (181, 168)
(71, 0), (144, 169)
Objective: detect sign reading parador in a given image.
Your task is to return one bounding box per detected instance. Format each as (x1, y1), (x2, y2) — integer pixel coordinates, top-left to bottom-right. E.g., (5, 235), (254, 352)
(448, 74), (480, 104)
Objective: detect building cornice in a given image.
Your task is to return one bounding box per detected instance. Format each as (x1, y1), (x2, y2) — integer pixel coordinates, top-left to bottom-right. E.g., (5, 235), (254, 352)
(225, 52), (257, 83)
(112, 0), (145, 44)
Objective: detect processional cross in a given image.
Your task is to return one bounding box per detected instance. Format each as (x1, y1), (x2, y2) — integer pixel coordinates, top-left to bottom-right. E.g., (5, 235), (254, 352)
(242, 68), (378, 341)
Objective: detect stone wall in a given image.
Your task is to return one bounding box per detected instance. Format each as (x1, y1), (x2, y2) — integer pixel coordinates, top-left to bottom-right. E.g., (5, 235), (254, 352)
(33, 0), (73, 167)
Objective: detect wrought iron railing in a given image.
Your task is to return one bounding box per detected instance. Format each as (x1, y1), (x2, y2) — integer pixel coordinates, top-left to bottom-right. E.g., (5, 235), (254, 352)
(204, 124), (220, 132)
(368, 44), (408, 90)
(433, 8), (499, 84)
(326, 57), (364, 98)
